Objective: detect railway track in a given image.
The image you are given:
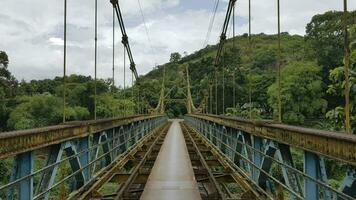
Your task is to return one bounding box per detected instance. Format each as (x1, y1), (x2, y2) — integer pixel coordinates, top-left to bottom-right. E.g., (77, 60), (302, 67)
(73, 122), (171, 200)
(73, 121), (260, 200)
(180, 122), (262, 200)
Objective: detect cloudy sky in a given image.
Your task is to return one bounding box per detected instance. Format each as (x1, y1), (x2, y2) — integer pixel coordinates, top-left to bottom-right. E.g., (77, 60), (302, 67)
(0, 0), (355, 87)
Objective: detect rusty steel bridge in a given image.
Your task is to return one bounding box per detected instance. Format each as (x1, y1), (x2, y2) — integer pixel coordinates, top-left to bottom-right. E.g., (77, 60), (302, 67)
(1, 113), (356, 200)
(0, 0), (355, 200)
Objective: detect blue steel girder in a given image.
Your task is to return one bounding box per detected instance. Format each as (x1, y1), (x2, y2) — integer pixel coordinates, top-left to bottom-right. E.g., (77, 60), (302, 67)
(221, 126), (228, 154)
(8, 152), (33, 200)
(184, 115), (356, 200)
(253, 136), (263, 182)
(92, 131), (112, 173)
(257, 141), (303, 198)
(232, 130), (252, 173)
(304, 151), (331, 200)
(339, 168), (356, 199)
(77, 137), (90, 182)
(16, 141), (85, 200)
(0, 115), (167, 200)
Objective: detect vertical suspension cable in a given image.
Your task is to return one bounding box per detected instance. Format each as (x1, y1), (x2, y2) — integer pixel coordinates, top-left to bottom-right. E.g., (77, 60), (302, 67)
(343, 0), (351, 133)
(222, 65), (225, 115)
(222, 32), (226, 115)
(204, 0), (220, 47)
(233, 71), (236, 107)
(94, 0), (98, 120)
(277, 0), (282, 122)
(232, 5), (236, 108)
(62, 0), (67, 123)
(248, 0), (252, 120)
(138, 87), (140, 114)
(112, 6), (115, 92)
(123, 46), (126, 116)
(215, 70), (218, 115)
(209, 84), (213, 114)
(137, 86), (141, 115)
(131, 71), (134, 114)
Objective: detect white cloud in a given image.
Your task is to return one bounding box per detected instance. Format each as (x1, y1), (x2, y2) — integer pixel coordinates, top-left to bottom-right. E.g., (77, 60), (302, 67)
(0, 0), (355, 87)
(49, 37), (64, 46)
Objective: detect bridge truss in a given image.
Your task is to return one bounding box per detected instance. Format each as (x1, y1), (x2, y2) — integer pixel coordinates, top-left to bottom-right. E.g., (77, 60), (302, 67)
(185, 114), (356, 200)
(0, 115), (167, 200)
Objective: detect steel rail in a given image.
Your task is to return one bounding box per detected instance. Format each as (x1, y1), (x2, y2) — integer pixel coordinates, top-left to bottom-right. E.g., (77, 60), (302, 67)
(181, 122), (226, 200)
(185, 123), (273, 199)
(33, 122), (167, 200)
(73, 122), (170, 200)
(182, 122), (266, 200)
(185, 120), (304, 199)
(114, 123), (169, 200)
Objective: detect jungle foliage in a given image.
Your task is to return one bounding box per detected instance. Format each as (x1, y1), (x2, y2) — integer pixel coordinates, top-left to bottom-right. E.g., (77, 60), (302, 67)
(0, 11), (355, 132)
(138, 11), (356, 131)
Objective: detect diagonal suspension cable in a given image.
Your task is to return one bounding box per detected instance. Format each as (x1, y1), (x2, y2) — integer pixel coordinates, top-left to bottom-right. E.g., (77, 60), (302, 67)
(204, 0), (220, 47)
(111, 0), (138, 80)
(214, 0), (237, 67)
(136, 0), (157, 115)
(213, 0), (237, 115)
(137, 0), (156, 64)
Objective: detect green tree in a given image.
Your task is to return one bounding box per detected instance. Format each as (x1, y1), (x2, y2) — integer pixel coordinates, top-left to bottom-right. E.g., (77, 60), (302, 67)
(325, 25), (356, 132)
(305, 11), (356, 79)
(97, 93), (135, 118)
(0, 51), (18, 131)
(169, 52), (182, 63)
(0, 51), (9, 68)
(251, 47), (277, 71)
(7, 94), (90, 130)
(268, 61), (327, 124)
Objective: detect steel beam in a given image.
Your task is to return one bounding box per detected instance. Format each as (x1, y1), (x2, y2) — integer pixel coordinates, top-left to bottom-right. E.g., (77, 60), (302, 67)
(252, 136), (263, 182)
(339, 169), (356, 199)
(17, 152), (33, 200)
(189, 114), (356, 165)
(0, 115), (163, 159)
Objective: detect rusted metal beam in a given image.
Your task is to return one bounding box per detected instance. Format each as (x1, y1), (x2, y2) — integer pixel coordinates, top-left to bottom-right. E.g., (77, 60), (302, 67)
(183, 122), (264, 199)
(189, 114), (356, 165)
(110, 173), (149, 184)
(114, 124), (167, 200)
(0, 115), (163, 159)
(71, 122), (169, 200)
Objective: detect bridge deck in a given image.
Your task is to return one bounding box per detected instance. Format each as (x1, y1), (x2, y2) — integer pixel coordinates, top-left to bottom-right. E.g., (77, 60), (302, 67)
(140, 120), (202, 200)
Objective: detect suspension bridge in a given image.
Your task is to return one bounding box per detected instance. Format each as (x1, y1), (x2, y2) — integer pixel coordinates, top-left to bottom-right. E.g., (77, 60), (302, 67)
(0, 0), (355, 200)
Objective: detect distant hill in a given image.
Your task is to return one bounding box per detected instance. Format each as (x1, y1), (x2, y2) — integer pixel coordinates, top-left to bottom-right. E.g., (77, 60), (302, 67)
(138, 33), (312, 118)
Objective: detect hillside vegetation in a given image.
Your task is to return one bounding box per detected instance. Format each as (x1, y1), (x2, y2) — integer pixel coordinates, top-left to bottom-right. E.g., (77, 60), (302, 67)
(0, 11), (355, 132)
(138, 11), (356, 132)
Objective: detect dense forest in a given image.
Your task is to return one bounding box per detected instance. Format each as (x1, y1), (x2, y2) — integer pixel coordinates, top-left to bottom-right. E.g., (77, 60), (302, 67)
(0, 11), (355, 133)
(142, 11), (356, 132)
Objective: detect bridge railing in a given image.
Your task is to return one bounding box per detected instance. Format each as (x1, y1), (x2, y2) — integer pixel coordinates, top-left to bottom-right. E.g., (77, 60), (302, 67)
(185, 114), (356, 200)
(0, 115), (167, 200)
